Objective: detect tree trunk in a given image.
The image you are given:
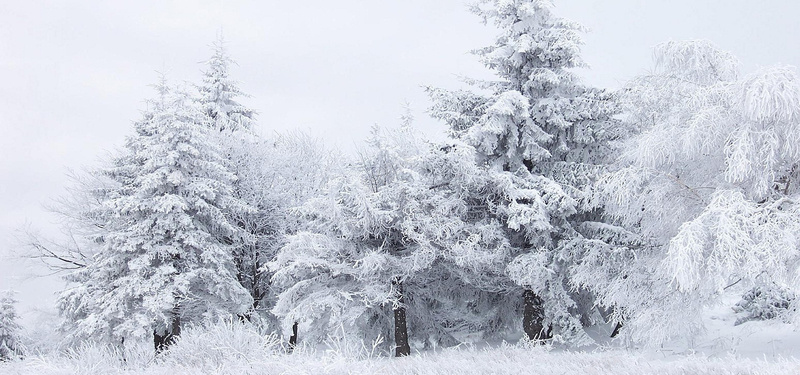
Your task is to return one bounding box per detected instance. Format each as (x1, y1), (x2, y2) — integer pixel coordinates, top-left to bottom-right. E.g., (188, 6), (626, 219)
(610, 321), (623, 338)
(154, 315), (181, 354)
(522, 289), (550, 342)
(392, 278), (411, 357)
(597, 305), (623, 338)
(121, 337), (126, 363)
(153, 331), (165, 353)
(288, 321), (299, 351)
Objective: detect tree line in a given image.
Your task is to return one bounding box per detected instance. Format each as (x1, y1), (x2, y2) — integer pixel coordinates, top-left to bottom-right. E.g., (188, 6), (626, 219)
(21, 0), (800, 358)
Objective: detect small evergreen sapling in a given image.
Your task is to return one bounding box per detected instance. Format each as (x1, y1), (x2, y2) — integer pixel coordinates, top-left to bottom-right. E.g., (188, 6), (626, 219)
(0, 291), (22, 361)
(733, 285), (797, 325)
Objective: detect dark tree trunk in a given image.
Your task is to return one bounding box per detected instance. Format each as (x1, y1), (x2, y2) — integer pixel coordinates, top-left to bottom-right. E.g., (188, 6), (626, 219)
(392, 278), (411, 357)
(288, 321), (299, 351)
(610, 321), (623, 338)
(121, 337), (127, 363)
(153, 331), (164, 353)
(154, 315), (181, 354)
(523, 289), (550, 342)
(597, 305), (623, 338)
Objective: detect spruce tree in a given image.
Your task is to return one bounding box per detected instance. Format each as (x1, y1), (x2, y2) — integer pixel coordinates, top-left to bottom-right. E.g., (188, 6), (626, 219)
(195, 38), (263, 322)
(58, 78), (253, 351)
(427, 0), (622, 345)
(194, 41), (335, 330)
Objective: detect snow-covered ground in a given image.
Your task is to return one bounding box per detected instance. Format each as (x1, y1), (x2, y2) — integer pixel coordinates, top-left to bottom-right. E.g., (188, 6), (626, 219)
(2, 345), (798, 375)
(659, 296), (800, 360)
(3, 312), (799, 375)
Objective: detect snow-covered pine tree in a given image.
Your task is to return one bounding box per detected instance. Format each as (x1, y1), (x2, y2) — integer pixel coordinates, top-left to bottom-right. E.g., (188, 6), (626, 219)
(407, 140), (537, 347)
(427, 0), (621, 345)
(58, 78), (253, 351)
(0, 291), (22, 361)
(593, 40), (800, 345)
(197, 36), (255, 133)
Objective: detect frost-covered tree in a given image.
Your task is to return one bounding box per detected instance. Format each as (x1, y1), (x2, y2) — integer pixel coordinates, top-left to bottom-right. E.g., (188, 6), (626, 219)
(0, 291), (22, 361)
(193, 40), (337, 328)
(222, 131), (336, 328)
(593, 40), (800, 345)
(197, 37), (255, 133)
(427, 0), (621, 345)
(270, 124), (431, 356)
(195, 40), (275, 325)
(58, 78), (253, 351)
(272, 115), (583, 353)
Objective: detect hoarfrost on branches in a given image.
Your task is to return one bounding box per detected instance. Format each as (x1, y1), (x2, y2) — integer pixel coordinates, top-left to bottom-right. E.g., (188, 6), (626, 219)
(58, 78), (252, 345)
(427, 0), (625, 346)
(593, 39), (800, 345)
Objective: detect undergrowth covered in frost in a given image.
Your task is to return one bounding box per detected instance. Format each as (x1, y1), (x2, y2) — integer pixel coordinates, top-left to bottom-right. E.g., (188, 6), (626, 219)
(2, 321), (799, 375)
(733, 286), (797, 325)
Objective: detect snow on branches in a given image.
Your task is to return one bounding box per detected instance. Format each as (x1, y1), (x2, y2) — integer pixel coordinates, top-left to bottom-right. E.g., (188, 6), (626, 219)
(58, 79), (253, 344)
(428, 0), (624, 346)
(594, 40), (800, 345)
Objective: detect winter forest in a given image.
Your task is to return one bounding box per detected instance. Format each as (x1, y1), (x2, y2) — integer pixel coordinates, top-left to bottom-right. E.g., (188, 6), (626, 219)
(2, 0), (800, 374)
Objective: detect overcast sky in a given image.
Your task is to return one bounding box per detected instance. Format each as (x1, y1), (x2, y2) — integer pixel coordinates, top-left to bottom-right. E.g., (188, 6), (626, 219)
(1, 0), (798, 326)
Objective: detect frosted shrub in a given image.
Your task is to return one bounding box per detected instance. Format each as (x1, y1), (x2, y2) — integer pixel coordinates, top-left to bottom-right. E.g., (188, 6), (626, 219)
(17, 341), (152, 374)
(733, 285), (797, 325)
(158, 319), (281, 367)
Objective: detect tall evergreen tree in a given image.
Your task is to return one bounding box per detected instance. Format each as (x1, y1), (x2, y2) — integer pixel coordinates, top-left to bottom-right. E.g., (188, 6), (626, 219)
(195, 38), (264, 322)
(427, 0), (622, 345)
(58, 78), (253, 351)
(271, 121), (550, 353)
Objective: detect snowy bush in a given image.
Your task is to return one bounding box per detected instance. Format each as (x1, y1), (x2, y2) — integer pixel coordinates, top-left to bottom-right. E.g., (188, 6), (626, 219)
(158, 319), (282, 367)
(0, 291), (22, 361)
(733, 285), (797, 325)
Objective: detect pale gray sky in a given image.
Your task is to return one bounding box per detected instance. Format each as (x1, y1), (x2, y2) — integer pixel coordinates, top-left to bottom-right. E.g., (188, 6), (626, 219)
(1, 0), (798, 326)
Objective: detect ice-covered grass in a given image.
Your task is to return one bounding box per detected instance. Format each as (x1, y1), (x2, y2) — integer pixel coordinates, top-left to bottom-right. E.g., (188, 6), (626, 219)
(3, 343), (799, 375)
(2, 320), (799, 375)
